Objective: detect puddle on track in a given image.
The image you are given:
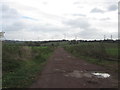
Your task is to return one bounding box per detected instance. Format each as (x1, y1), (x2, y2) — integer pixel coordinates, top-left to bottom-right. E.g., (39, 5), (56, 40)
(92, 72), (110, 78)
(64, 70), (110, 79)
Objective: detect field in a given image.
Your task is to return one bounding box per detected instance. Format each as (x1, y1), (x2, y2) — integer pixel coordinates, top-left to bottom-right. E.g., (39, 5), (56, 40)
(2, 42), (54, 88)
(2, 40), (119, 88)
(64, 42), (118, 71)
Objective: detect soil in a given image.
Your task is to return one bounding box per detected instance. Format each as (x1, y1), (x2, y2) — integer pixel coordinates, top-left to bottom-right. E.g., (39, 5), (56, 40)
(30, 48), (118, 88)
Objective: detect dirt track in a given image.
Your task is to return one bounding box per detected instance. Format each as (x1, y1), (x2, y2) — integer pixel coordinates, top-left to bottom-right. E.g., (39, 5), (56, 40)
(30, 48), (118, 88)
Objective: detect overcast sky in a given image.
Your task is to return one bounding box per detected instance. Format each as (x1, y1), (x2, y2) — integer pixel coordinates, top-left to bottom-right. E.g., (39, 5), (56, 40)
(0, 0), (118, 41)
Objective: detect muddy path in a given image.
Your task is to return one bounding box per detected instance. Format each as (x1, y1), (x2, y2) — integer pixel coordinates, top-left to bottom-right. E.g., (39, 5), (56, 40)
(30, 48), (118, 88)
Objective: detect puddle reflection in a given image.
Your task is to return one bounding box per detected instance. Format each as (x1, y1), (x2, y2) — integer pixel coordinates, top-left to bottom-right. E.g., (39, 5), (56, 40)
(92, 72), (110, 78)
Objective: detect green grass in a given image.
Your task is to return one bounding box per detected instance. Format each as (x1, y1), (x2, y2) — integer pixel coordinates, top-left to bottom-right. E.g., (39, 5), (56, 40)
(64, 42), (118, 71)
(106, 48), (118, 58)
(64, 42), (118, 59)
(3, 61), (46, 88)
(78, 56), (118, 72)
(2, 43), (54, 88)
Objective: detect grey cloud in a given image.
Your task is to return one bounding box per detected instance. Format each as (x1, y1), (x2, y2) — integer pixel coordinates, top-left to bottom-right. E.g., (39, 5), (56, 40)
(1, 4), (67, 39)
(78, 28), (101, 39)
(1, 4), (23, 30)
(1, 4), (26, 32)
(72, 14), (86, 17)
(91, 8), (105, 13)
(2, 4), (21, 20)
(3, 21), (26, 32)
(78, 28), (118, 40)
(63, 17), (117, 40)
(2, 4), (36, 33)
(2, 4), (36, 23)
(100, 17), (110, 21)
(108, 4), (117, 11)
(29, 24), (69, 33)
(63, 18), (90, 29)
(1, 4), (33, 34)
(42, 2), (48, 5)
(1, 2), (118, 41)
(73, 2), (80, 4)
(62, 18), (103, 40)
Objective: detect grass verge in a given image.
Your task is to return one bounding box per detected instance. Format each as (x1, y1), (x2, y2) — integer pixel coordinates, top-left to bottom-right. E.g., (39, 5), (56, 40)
(64, 44), (118, 72)
(2, 43), (54, 88)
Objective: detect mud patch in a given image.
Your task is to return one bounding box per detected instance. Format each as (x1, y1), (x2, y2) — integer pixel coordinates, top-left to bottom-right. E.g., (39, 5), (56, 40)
(54, 58), (62, 61)
(65, 70), (92, 78)
(54, 69), (66, 73)
(87, 80), (98, 84)
(67, 56), (71, 58)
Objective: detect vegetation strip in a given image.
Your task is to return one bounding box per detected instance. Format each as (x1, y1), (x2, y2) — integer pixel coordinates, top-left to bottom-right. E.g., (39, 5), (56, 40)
(2, 43), (54, 88)
(64, 42), (118, 71)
